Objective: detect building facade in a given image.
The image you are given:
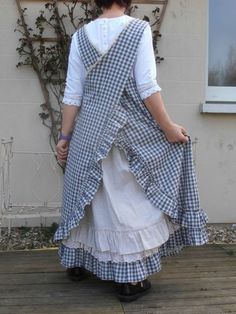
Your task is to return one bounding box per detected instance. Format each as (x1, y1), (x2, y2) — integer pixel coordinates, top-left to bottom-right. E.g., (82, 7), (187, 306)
(0, 0), (235, 226)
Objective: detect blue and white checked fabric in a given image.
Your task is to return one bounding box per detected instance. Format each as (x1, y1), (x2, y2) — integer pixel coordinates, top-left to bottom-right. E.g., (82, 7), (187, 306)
(57, 225), (208, 283)
(53, 17), (209, 282)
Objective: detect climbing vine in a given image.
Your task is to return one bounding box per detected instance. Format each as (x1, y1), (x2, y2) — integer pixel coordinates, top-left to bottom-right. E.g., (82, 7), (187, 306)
(14, 0), (164, 170)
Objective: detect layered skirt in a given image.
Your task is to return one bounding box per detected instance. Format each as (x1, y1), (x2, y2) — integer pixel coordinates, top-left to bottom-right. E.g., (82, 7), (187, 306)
(60, 143), (181, 282)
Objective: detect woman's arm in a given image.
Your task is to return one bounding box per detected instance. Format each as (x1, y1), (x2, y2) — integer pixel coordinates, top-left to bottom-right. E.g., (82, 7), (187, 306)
(56, 32), (85, 163)
(144, 92), (188, 143)
(61, 105), (80, 136)
(57, 105), (80, 164)
(60, 31), (86, 136)
(134, 23), (188, 144)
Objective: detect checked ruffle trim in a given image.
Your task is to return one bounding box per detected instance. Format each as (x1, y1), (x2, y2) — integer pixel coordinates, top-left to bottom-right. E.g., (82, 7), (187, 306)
(57, 223), (208, 283)
(53, 105), (209, 250)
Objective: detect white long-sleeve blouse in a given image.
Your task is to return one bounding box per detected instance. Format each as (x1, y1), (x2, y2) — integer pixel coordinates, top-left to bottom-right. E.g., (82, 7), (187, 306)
(62, 14), (162, 107)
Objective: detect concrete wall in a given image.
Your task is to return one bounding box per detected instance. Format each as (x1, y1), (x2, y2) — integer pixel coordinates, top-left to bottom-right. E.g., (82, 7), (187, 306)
(0, 0), (235, 223)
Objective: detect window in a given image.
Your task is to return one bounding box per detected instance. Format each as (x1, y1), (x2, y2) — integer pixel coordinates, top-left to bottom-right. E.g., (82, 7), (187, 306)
(207, 0), (236, 103)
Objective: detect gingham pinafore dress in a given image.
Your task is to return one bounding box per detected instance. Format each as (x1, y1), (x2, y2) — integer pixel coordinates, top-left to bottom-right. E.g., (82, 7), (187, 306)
(53, 18), (209, 283)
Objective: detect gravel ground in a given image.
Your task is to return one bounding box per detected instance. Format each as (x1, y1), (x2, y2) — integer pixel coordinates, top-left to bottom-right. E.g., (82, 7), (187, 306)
(0, 223), (235, 251)
(0, 223), (59, 251)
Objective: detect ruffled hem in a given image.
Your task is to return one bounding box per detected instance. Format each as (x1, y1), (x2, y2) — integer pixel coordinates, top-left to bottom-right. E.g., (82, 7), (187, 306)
(53, 104), (209, 250)
(57, 223), (208, 283)
(58, 242), (162, 283)
(62, 214), (174, 255)
(61, 241), (162, 263)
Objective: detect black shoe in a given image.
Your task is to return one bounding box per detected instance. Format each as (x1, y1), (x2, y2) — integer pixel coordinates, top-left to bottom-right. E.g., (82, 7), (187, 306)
(66, 267), (89, 281)
(116, 279), (151, 302)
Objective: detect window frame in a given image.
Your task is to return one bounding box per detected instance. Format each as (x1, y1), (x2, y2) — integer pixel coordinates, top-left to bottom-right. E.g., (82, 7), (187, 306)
(202, 0), (236, 113)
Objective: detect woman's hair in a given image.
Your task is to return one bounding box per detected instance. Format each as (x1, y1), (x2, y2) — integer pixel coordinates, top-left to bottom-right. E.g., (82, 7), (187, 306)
(94, 0), (132, 9)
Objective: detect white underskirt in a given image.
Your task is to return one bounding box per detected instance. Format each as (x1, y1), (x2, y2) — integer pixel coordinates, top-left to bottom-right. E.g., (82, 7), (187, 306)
(62, 143), (180, 263)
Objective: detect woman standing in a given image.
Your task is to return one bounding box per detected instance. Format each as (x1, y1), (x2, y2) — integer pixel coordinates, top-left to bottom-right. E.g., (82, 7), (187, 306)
(54, 0), (209, 302)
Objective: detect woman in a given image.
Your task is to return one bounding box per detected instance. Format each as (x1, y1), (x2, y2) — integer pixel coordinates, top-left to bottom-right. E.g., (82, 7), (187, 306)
(54, 0), (209, 302)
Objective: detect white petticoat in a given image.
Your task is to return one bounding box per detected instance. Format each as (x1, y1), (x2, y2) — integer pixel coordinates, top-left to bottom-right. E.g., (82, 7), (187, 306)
(62, 143), (180, 263)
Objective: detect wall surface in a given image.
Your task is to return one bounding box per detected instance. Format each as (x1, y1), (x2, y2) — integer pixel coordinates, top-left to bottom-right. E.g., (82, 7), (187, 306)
(157, 0), (236, 222)
(0, 0), (235, 223)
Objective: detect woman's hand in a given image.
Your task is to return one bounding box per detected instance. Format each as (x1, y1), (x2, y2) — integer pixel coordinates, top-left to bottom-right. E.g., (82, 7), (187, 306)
(162, 122), (189, 144)
(56, 139), (70, 164)
(56, 104), (79, 165)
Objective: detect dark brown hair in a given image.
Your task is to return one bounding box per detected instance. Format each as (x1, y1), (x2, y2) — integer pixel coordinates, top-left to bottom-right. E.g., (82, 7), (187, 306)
(94, 0), (132, 9)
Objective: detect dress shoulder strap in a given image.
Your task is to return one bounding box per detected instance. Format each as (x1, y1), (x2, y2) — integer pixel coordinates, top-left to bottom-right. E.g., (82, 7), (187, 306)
(77, 18), (148, 71)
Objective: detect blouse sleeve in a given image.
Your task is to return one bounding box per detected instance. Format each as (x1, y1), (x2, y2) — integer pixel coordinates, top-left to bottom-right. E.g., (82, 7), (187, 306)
(62, 32), (86, 107)
(133, 23), (162, 100)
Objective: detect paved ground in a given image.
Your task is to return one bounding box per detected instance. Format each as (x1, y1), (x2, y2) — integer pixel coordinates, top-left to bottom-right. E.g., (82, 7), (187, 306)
(0, 244), (236, 314)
